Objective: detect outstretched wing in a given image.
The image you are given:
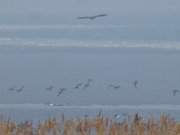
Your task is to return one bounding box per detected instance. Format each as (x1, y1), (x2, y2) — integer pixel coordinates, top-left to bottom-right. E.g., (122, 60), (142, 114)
(77, 16), (91, 19)
(94, 14), (108, 18)
(77, 14), (107, 20)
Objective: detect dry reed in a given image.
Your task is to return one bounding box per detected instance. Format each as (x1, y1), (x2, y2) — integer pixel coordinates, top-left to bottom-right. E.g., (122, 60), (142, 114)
(0, 113), (179, 135)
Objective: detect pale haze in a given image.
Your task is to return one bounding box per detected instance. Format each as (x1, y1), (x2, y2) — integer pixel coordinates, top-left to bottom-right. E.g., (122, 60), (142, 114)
(0, 0), (180, 25)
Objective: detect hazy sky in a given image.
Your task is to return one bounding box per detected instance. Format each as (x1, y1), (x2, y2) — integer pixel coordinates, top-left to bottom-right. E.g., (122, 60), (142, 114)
(0, 0), (179, 24)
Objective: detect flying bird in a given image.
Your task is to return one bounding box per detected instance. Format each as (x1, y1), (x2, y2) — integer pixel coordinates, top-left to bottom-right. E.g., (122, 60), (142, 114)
(133, 80), (138, 88)
(83, 79), (93, 89)
(74, 83), (83, 89)
(83, 83), (90, 89)
(108, 84), (121, 89)
(16, 86), (24, 92)
(77, 14), (108, 20)
(8, 87), (16, 91)
(57, 88), (67, 96)
(172, 89), (180, 96)
(46, 85), (54, 91)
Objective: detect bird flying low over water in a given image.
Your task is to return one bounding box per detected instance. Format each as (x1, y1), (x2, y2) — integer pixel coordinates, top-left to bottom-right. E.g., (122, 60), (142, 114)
(8, 87), (16, 91)
(108, 84), (121, 89)
(133, 80), (138, 88)
(57, 88), (67, 96)
(83, 79), (93, 89)
(172, 89), (180, 96)
(46, 85), (54, 91)
(74, 83), (83, 89)
(16, 86), (24, 92)
(77, 14), (108, 20)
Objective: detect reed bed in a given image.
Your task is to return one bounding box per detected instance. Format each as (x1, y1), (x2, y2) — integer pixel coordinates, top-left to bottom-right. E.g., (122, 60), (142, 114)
(0, 113), (180, 135)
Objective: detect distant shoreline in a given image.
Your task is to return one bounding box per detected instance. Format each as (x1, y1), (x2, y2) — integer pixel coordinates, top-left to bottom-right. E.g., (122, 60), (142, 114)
(0, 45), (180, 54)
(1, 103), (180, 110)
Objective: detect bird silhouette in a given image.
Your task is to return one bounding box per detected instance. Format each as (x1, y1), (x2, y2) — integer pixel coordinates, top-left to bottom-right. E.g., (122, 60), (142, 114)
(83, 79), (93, 89)
(83, 83), (90, 89)
(108, 84), (121, 89)
(74, 83), (83, 89)
(77, 14), (107, 20)
(172, 89), (180, 96)
(133, 80), (138, 88)
(46, 85), (54, 91)
(57, 88), (67, 96)
(16, 86), (24, 92)
(8, 87), (16, 91)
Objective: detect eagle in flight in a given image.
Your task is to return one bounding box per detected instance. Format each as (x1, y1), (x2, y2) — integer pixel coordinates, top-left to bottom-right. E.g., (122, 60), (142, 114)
(77, 14), (108, 20)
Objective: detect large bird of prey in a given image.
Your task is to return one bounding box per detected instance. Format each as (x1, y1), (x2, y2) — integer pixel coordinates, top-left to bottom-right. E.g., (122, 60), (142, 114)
(77, 14), (108, 20)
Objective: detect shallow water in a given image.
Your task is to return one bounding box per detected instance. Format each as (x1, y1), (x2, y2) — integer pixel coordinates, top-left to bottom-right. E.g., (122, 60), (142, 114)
(1, 104), (180, 122)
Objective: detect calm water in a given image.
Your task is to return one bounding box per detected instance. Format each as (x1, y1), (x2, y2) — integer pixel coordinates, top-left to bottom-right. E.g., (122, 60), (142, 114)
(0, 25), (180, 121)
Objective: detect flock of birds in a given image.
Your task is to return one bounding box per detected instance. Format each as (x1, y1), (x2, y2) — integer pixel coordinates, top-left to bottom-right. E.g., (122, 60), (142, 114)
(7, 79), (180, 97)
(8, 86), (24, 93)
(2, 13), (179, 122)
(5, 13), (180, 100)
(44, 78), (94, 97)
(7, 79), (93, 96)
(7, 79), (135, 95)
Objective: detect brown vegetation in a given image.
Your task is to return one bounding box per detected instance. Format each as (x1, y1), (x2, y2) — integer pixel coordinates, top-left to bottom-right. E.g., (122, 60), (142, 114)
(0, 113), (179, 135)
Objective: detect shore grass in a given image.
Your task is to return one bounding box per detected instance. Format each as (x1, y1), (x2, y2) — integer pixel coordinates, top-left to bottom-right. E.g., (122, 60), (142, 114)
(0, 113), (180, 135)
